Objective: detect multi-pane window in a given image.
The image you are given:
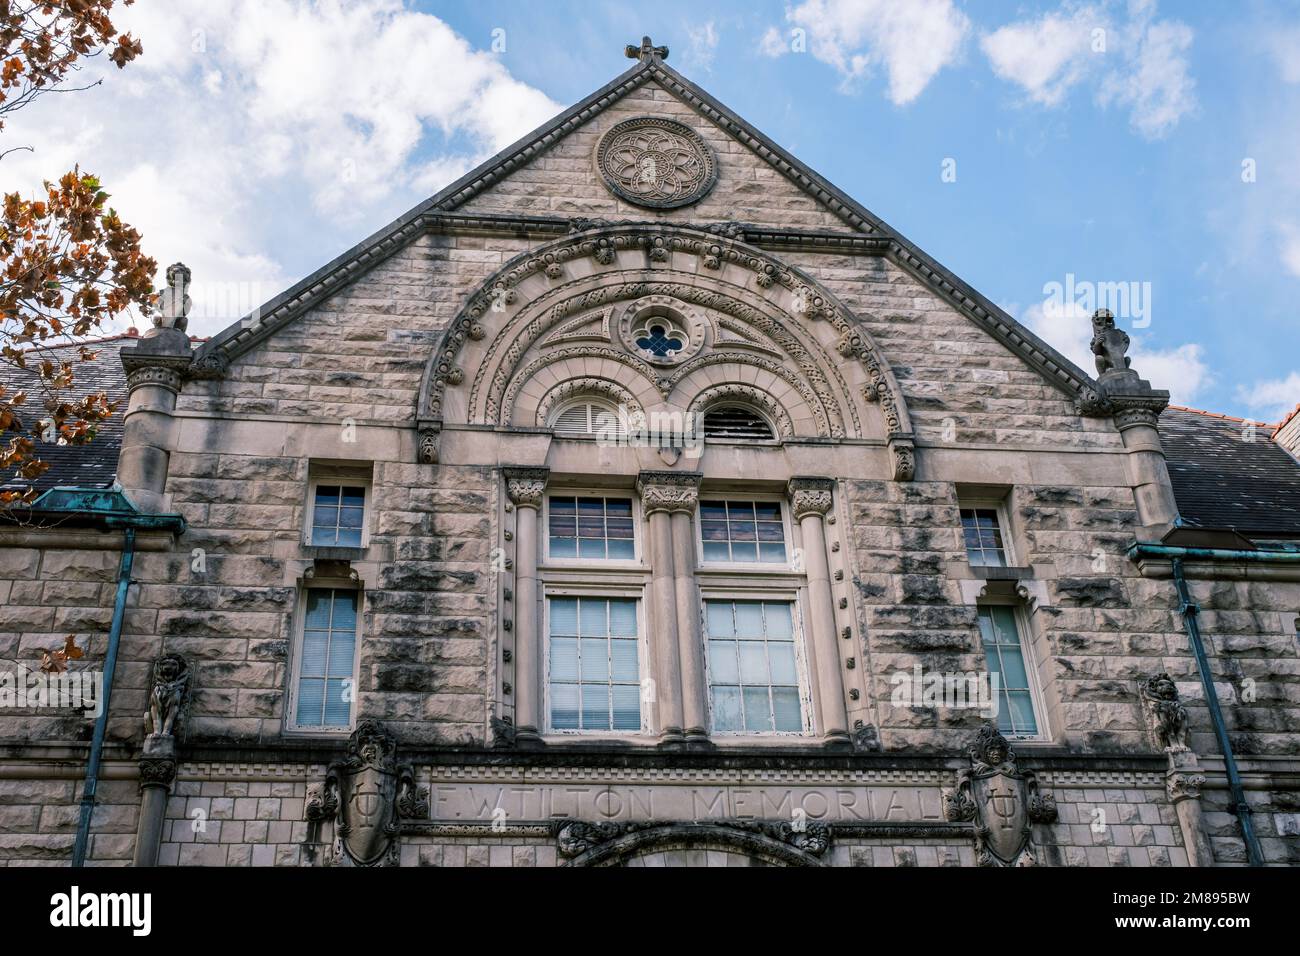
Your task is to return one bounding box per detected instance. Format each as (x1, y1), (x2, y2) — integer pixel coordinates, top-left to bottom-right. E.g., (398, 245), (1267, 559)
(548, 597), (641, 732)
(311, 485), (366, 547)
(961, 507), (1007, 567)
(978, 605), (1040, 738)
(700, 500), (786, 563)
(548, 496), (635, 559)
(704, 600), (803, 733)
(294, 588), (359, 729)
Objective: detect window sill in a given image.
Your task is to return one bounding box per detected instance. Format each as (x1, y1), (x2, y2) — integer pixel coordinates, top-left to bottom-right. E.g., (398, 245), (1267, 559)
(303, 545), (368, 561)
(970, 564), (1034, 580)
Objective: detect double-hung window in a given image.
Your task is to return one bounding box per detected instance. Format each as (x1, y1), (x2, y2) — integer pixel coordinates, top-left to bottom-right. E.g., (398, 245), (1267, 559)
(699, 499), (787, 564)
(306, 463), (372, 549)
(547, 597), (642, 732)
(290, 587), (360, 731)
(703, 599), (807, 734)
(977, 604), (1043, 739)
(959, 504), (1010, 567)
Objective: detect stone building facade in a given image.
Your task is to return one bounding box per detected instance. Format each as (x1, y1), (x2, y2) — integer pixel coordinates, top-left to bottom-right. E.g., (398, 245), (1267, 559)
(2, 39), (1298, 868)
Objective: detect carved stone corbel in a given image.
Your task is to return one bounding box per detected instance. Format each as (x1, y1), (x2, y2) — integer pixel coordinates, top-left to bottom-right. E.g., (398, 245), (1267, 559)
(943, 724), (1057, 866)
(417, 419), (442, 465)
(887, 434), (915, 481)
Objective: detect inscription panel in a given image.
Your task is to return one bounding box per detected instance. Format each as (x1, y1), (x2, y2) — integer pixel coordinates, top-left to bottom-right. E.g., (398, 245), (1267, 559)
(427, 782), (946, 823)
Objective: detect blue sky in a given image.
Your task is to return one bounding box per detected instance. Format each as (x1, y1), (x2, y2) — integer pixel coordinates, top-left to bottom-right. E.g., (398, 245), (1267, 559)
(3, 0), (1298, 419)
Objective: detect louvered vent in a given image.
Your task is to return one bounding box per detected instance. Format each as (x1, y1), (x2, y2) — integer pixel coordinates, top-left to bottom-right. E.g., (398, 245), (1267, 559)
(550, 400), (626, 439)
(703, 405), (775, 440)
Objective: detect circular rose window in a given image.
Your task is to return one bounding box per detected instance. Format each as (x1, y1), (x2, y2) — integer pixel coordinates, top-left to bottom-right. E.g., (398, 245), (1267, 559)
(616, 295), (709, 367)
(595, 117), (718, 209)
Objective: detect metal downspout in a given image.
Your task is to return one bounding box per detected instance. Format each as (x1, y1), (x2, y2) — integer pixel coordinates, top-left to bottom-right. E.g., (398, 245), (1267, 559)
(71, 526), (136, 867)
(1170, 556), (1265, 867)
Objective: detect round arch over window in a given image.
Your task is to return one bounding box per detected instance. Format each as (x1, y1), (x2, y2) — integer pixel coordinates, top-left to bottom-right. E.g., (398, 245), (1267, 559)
(549, 397), (628, 440)
(702, 404), (776, 441)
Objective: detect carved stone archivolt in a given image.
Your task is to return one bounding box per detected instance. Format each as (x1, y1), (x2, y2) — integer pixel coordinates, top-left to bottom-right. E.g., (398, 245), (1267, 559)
(689, 383), (792, 438)
(305, 720), (428, 867)
(534, 377), (644, 430)
(417, 224), (915, 475)
(943, 724), (1057, 867)
(555, 819), (831, 867)
(595, 116), (717, 209)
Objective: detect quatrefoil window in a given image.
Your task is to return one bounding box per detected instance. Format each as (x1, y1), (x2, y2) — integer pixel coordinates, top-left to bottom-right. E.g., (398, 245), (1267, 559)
(630, 316), (690, 362)
(636, 324), (684, 358)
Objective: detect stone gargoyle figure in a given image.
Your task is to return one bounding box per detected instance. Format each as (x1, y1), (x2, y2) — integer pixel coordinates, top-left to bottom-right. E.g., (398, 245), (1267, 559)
(1140, 672), (1190, 753)
(153, 262), (192, 332)
(143, 653), (190, 737)
(1090, 308), (1131, 376)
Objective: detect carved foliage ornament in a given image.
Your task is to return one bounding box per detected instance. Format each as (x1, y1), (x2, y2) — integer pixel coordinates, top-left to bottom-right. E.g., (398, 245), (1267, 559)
(555, 819), (831, 862)
(504, 467), (549, 508)
(595, 117), (718, 209)
(788, 477), (834, 520)
(305, 720), (428, 867)
(943, 724), (1057, 867)
(637, 471), (701, 517)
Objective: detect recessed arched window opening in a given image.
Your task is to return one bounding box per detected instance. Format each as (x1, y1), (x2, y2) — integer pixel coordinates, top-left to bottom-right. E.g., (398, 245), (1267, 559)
(549, 397), (628, 441)
(703, 404), (776, 441)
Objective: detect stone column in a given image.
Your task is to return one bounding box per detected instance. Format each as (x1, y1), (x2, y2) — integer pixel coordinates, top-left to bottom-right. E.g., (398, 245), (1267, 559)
(637, 471), (701, 745)
(1167, 753), (1215, 867)
(505, 467), (547, 746)
(118, 264), (195, 515)
(133, 737), (176, 867)
(668, 479), (709, 746)
(1114, 401), (1179, 530)
(788, 477), (850, 746)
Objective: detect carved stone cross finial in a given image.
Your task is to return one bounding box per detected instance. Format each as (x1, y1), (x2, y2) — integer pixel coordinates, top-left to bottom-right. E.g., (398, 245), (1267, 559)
(625, 36), (668, 62)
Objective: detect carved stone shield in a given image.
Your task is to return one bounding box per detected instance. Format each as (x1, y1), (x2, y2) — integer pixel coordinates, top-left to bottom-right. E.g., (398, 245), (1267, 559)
(970, 769), (1030, 865)
(336, 744), (400, 866)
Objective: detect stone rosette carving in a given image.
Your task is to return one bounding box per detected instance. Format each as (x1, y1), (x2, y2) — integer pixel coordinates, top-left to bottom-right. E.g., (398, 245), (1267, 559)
(305, 720), (428, 867)
(1140, 672), (1190, 754)
(787, 477), (834, 520)
(943, 724), (1057, 867)
(143, 652), (190, 738)
(637, 470), (701, 517)
(504, 466), (549, 508)
(595, 116), (717, 209)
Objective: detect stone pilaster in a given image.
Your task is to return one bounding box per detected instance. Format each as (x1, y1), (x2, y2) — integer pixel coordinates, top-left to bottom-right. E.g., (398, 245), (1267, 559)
(787, 477), (849, 745)
(504, 467), (548, 745)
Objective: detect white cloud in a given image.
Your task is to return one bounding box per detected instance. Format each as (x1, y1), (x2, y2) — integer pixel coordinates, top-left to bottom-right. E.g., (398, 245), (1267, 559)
(761, 0), (970, 104)
(0, 0), (561, 336)
(1281, 224), (1300, 278)
(1268, 25), (1300, 83)
(981, 0), (1196, 139)
(683, 22), (719, 73)
(1023, 300), (1210, 405)
(1237, 372), (1300, 422)
(981, 6), (1101, 107)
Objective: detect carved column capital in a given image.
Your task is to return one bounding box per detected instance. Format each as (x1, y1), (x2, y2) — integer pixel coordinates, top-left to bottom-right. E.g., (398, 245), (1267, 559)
(636, 470), (701, 517)
(787, 476), (834, 520)
(122, 358), (188, 394)
(504, 467), (549, 509)
(138, 757), (177, 789)
(119, 328), (194, 396)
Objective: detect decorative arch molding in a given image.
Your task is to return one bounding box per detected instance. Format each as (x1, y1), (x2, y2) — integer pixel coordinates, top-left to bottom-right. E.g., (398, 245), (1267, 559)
(688, 382), (793, 438)
(556, 820), (830, 868)
(417, 224), (916, 478)
(532, 376), (646, 430)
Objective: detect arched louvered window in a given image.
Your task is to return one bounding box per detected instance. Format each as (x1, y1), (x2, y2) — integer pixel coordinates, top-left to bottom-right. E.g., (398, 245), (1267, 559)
(550, 398), (626, 440)
(703, 404), (775, 441)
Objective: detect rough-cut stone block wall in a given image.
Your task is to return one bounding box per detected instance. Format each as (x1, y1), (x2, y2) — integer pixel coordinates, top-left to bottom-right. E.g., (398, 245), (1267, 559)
(0, 774), (139, 867)
(457, 80), (853, 230)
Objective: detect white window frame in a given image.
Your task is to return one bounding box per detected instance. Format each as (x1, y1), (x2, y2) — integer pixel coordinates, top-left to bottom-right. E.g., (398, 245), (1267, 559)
(958, 497), (1016, 568)
(304, 466), (372, 549)
(976, 599), (1049, 742)
(695, 494), (794, 572)
(285, 581), (363, 736)
(542, 489), (644, 568)
(542, 586), (649, 738)
(698, 588), (814, 738)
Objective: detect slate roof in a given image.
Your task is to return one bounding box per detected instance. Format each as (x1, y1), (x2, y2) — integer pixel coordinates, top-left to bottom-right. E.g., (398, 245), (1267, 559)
(1, 333), (135, 493)
(1159, 406), (1300, 538)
